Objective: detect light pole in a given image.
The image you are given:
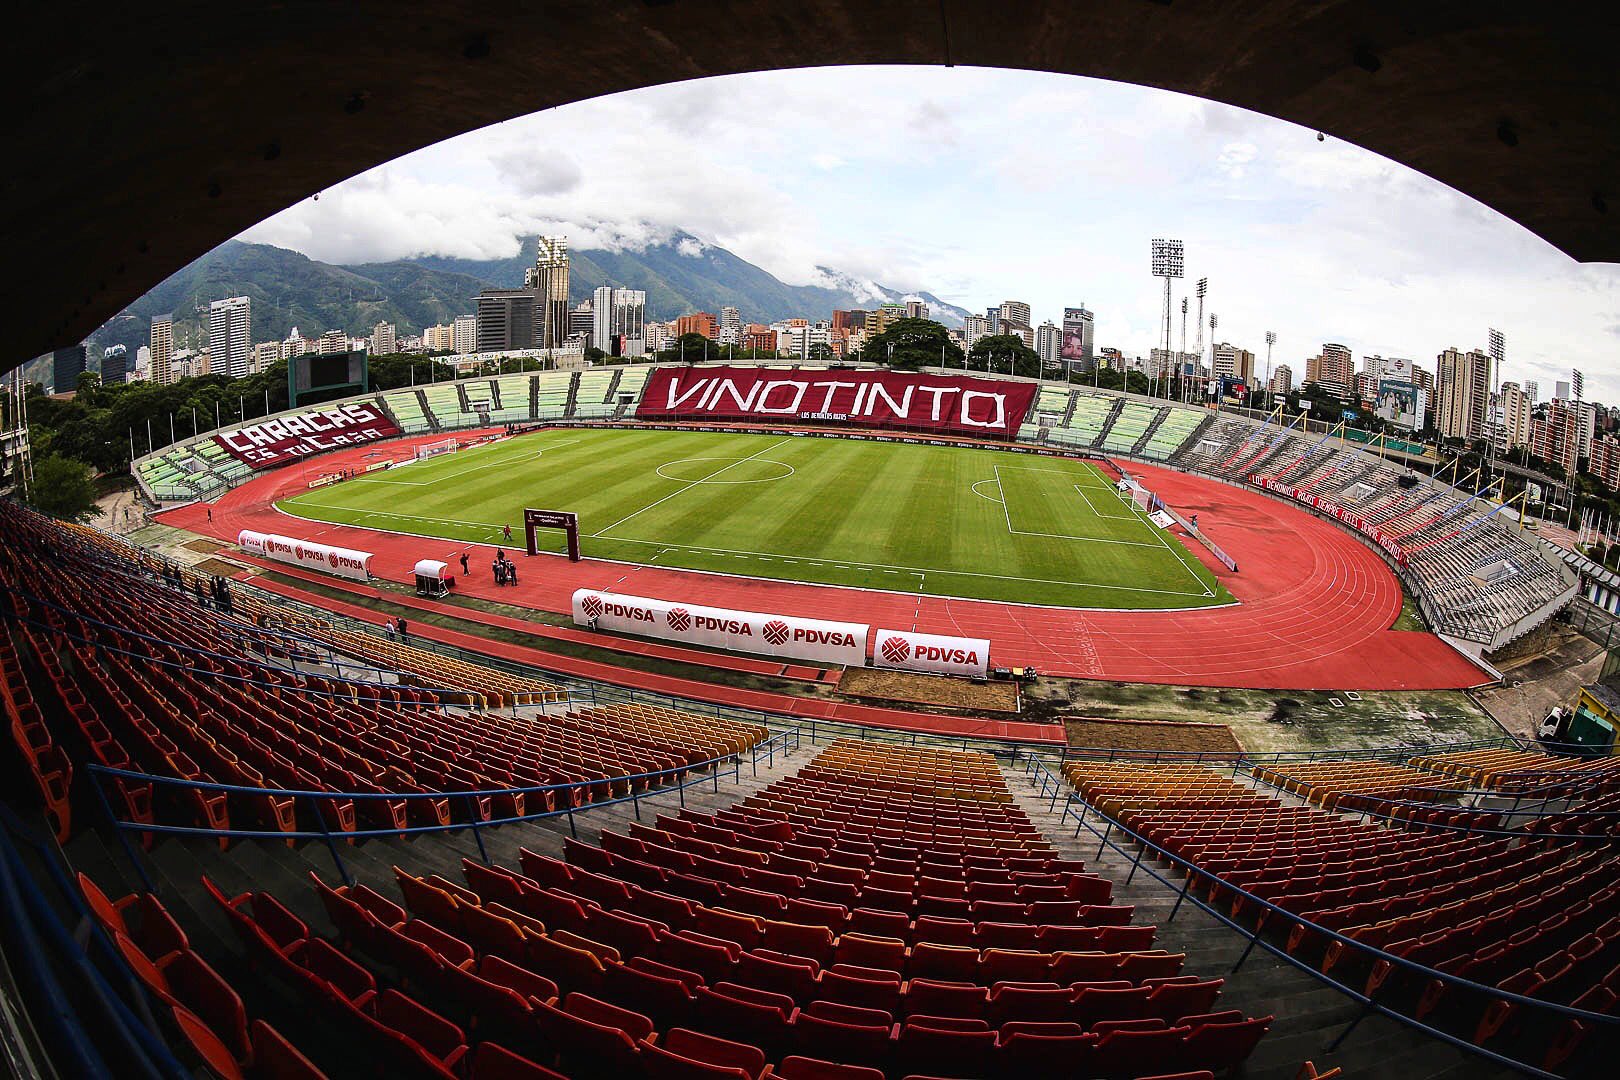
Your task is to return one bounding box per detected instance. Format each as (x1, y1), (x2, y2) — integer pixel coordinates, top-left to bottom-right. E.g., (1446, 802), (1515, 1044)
(1264, 331), (1276, 411)
(1152, 239), (1185, 405)
(1207, 313), (1218, 405)
(1192, 277), (1208, 403)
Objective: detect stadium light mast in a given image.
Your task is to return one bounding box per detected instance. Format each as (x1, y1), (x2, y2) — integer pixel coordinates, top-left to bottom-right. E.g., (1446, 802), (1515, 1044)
(1152, 240), (1185, 404)
(1264, 330), (1277, 411)
(1192, 277), (1208, 404)
(1487, 327), (1505, 477)
(1207, 313), (1218, 404)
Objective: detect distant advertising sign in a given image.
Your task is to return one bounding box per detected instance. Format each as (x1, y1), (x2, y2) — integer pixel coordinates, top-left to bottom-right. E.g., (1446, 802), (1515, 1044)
(873, 629), (990, 678)
(1061, 331), (1087, 362)
(1221, 377), (1248, 406)
(637, 367), (1037, 439)
(572, 589), (867, 666)
(1375, 378), (1422, 431)
(214, 401), (400, 469)
(237, 530), (373, 581)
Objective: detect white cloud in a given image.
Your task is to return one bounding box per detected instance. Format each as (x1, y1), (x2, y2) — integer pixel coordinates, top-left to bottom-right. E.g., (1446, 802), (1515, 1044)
(237, 65), (1620, 401)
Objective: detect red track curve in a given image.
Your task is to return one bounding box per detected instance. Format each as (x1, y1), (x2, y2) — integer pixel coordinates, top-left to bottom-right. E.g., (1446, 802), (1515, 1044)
(158, 429), (1488, 692)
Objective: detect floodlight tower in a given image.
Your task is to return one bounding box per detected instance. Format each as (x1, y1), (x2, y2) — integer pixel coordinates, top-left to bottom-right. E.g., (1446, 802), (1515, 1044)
(1207, 313), (1219, 403)
(1180, 297), (1189, 362)
(1152, 239), (1185, 400)
(1265, 330), (1277, 409)
(1192, 277), (1208, 403)
(1486, 328), (1505, 474)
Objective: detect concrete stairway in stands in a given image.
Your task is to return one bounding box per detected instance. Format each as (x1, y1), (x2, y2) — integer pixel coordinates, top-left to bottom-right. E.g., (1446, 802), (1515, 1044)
(1001, 764), (1520, 1080)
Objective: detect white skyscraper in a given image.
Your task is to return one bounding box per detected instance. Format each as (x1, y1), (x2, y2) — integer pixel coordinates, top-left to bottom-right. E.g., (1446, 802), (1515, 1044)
(207, 296), (252, 378)
(525, 236), (572, 349)
(452, 314), (477, 354)
(719, 306), (742, 346)
(592, 286), (647, 356)
(1035, 322), (1061, 369)
(372, 321), (397, 355)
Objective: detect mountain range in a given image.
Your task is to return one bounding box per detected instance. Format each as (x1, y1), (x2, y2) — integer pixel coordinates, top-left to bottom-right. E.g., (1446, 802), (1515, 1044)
(79, 235), (970, 365)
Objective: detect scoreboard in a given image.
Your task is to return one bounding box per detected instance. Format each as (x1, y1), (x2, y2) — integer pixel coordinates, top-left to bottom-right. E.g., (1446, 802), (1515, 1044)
(288, 350), (369, 408)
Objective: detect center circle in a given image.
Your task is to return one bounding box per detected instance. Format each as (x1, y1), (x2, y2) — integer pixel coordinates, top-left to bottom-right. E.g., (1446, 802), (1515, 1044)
(656, 457), (796, 484)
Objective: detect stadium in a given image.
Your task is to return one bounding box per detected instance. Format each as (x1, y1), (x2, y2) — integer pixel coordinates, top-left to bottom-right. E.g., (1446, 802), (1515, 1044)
(7, 6), (1620, 1080)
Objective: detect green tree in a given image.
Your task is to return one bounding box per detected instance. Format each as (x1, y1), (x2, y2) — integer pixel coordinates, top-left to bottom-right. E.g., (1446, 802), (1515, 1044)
(967, 334), (1043, 380)
(863, 318), (963, 370)
(25, 455), (98, 523)
(807, 342), (836, 364)
(655, 333), (719, 363)
(583, 347), (609, 366)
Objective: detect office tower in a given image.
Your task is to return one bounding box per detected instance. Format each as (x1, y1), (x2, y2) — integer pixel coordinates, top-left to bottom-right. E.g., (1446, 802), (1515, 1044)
(903, 299), (928, 320)
(476, 289), (539, 352)
(593, 286), (647, 356)
(100, 344), (128, 384)
(150, 314), (174, 386)
(1035, 322), (1061, 368)
(208, 295), (252, 378)
(52, 345), (87, 393)
(674, 312), (719, 339)
(1061, 307), (1095, 369)
(525, 236), (571, 348)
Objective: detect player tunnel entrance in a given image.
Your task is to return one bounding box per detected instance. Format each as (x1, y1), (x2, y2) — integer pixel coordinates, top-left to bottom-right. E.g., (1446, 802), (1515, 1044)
(524, 508), (581, 561)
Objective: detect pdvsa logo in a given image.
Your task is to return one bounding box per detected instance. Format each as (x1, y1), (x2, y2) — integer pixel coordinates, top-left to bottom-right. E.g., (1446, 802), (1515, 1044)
(667, 607), (691, 632)
(328, 552), (339, 568)
(581, 594), (604, 621)
(763, 620), (791, 646)
(881, 636), (911, 664)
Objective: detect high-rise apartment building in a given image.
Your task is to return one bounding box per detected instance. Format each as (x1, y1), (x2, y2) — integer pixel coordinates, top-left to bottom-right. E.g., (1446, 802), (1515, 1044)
(719, 306), (742, 345)
(592, 286), (647, 356)
(832, 310), (867, 333)
(149, 314), (174, 386)
(741, 324), (776, 354)
(1211, 342), (1256, 384)
(998, 300), (1031, 328)
(372, 322), (397, 356)
(252, 341), (282, 373)
(674, 312), (718, 340)
(1304, 343), (1353, 396)
(1035, 322), (1061, 368)
(867, 303), (905, 337)
(451, 315), (477, 354)
(1496, 381), (1533, 450)
(423, 324), (454, 351)
(1434, 346), (1491, 440)
(1531, 398), (1597, 476)
(208, 296), (252, 378)
(1524, 380), (1539, 403)
(524, 236), (571, 349)
(903, 299), (929, 320)
(960, 314), (992, 346)
(1270, 364), (1294, 395)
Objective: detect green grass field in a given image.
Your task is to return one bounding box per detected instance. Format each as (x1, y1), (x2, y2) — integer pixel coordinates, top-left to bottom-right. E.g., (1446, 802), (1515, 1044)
(276, 428), (1231, 610)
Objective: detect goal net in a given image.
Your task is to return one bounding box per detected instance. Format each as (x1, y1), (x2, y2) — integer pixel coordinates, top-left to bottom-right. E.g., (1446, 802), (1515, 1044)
(1130, 486), (1154, 513)
(416, 438), (459, 461)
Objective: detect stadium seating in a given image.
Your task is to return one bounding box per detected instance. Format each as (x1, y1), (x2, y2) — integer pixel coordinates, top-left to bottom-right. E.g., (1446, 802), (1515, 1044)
(489, 374), (537, 423)
(1101, 403), (1160, 454)
(380, 387), (435, 434)
(0, 508), (765, 847)
(65, 740), (1272, 1078)
(1064, 759), (1620, 1071)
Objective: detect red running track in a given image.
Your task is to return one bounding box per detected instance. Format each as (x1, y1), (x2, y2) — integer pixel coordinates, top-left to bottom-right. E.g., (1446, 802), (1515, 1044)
(160, 429), (1489, 692)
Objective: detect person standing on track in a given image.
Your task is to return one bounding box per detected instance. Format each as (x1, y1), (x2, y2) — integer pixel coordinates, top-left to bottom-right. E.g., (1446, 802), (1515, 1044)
(459, 552), (470, 576)
(503, 523), (513, 542)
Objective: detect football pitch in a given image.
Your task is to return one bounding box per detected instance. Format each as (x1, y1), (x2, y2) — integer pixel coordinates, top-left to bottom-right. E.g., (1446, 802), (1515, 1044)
(276, 428), (1232, 610)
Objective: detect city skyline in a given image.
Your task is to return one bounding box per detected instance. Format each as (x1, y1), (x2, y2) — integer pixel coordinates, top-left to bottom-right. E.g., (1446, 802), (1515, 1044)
(240, 65), (1620, 402)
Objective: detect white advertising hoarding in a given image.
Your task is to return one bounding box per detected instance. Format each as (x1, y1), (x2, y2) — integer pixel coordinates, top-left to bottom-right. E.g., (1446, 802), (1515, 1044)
(872, 628), (991, 678)
(238, 530), (374, 582)
(572, 590), (866, 666)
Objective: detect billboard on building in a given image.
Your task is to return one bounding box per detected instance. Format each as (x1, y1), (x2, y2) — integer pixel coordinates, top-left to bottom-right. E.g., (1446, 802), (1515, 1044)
(1221, 377), (1248, 406)
(1375, 378), (1421, 430)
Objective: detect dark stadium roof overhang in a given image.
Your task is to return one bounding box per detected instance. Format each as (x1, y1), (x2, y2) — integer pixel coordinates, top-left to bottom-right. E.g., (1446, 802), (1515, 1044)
(9, 0), (1619, 369)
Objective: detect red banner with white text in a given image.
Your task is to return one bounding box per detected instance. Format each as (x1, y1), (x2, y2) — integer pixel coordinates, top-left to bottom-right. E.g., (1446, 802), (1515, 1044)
(1253, 476), (1407, 565)
(213, 401), (400, 469)
(637, 366), (1038, 439)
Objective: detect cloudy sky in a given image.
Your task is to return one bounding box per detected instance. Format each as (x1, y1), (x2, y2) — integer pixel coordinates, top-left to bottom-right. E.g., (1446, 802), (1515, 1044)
(243, 66), (1620, 400)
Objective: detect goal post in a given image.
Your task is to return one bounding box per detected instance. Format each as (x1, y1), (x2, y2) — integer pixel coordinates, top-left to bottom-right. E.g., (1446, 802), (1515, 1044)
(416, 438), (459, 461)
(524, 508), (581, 561)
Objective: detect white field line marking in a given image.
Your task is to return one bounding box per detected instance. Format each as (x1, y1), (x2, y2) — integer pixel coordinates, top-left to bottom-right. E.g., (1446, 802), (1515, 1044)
(593, 533), (1212, 598)
(970, 479), (1005, 504)
(592, 437), (795, 538)
(343, 435), (582, 487)
(1071, 483), (1139, 521)
(993, 464), (1161, 548)
(270, 501), (1227, 608)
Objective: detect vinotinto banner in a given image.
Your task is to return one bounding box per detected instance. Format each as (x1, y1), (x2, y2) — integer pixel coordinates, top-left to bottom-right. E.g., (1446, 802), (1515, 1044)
(637, 366), (1037, 439)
